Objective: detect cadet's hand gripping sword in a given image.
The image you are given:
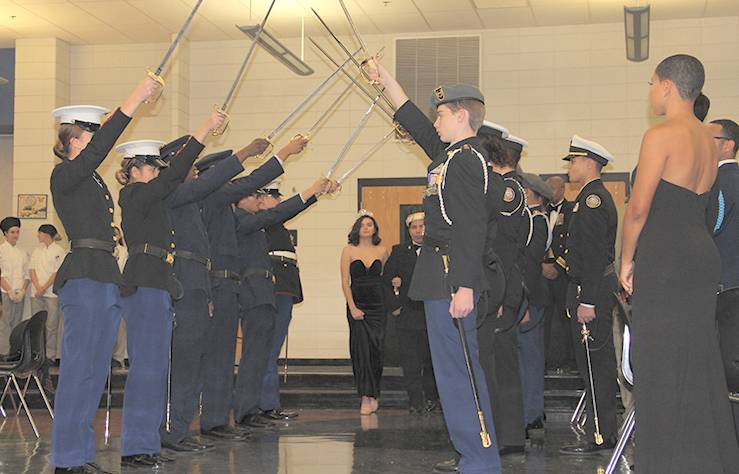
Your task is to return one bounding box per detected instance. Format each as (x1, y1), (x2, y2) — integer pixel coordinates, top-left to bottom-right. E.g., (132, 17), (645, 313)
(146, 0), (204, 103)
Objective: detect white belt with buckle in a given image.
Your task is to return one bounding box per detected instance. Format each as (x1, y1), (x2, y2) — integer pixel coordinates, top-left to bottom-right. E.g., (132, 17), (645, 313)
(269, 250), (297, 260)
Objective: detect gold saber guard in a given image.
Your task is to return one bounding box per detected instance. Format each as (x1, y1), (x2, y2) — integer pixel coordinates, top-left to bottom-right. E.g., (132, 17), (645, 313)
(145, 69), (165, 104)
(211, 105), (231, 136)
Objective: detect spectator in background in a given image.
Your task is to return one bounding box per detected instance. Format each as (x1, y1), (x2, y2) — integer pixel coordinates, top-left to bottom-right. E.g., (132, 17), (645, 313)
(0, 216), (29, 357)
(30, 224), (66, 363)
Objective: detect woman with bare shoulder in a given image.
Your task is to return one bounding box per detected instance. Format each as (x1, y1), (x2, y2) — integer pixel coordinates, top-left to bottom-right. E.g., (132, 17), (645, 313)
(620, 54), (739, 472)
(340, 212), (389, 416)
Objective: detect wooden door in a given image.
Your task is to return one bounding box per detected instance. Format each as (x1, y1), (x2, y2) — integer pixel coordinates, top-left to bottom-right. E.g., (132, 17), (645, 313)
(359, 179), (426, 249)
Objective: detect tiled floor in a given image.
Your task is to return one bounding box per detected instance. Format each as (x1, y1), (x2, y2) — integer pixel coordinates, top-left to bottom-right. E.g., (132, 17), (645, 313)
(0, 408), (632, 473)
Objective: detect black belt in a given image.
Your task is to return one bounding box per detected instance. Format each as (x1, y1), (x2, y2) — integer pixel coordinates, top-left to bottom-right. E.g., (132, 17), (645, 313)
(210, 270), (241, 281)
(270, 255), (298, 266)
(129, 243), (174, 265)
(175, 250), (211, 270)
(569, 262), (616, 284)
(422, 236), (449, 253)
(241, 268), (275, 282)
(70, 238), (115, 254)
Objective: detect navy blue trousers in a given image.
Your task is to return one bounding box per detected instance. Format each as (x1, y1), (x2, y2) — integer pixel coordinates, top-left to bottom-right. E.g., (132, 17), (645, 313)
(52, 279), (121, 468)
(160, 289), (210, 444)
(200, 283), (239, 431)
(121, 287), (172, 456)
(518, 303), (546, 425)
(233, 303), (275, 421)
(424, 299), (501, 474)
(259, 294), (293, 412)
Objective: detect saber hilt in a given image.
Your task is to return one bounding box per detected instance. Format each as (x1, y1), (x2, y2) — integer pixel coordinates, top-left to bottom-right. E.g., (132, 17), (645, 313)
(581, 322), (604, 445)
(477, 410), (492, 448)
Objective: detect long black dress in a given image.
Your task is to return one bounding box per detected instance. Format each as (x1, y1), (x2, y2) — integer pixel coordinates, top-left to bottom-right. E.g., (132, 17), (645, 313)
(347, 259), (386, 398)
(632, 179), (739, 473)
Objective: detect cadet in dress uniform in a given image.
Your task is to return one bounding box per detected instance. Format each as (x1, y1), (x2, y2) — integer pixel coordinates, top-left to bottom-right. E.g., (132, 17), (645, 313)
(49, 77), (159, 474)
(558, 135), (619, 455)
(518, 173), (553, 435)
(159, 138), (271, 450)
(542, 176), (576, 373)
(198, 136), (309, 435)
(232, 177), (328, 428)
(478, 123), (529, 455)
(115, 110), (224, 469)
(259, 179), (319, 420)
(383, 209), (439, 414)
(369, 58), (502, 474)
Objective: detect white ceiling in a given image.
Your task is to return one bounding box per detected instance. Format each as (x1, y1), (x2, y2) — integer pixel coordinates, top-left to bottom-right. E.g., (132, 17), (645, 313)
(0, 0), (737, 48)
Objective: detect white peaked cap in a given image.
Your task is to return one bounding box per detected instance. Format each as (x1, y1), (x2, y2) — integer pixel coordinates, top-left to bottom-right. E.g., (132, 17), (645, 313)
(52, 105), (109, 125)
(504, 134), (529, 149)
(115, 140), (166, 158)
(480, 120), (510, 138)
(566, 135), (614, 164)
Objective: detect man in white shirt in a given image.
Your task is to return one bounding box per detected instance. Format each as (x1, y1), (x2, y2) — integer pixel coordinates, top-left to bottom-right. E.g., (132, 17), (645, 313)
(30, 224), (67, 361)
(0, 217), (29, 356)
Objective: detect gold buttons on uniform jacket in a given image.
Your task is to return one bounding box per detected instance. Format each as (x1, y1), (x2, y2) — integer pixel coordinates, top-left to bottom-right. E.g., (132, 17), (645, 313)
(110, 222), (116, 228)
(109, 208), (114, 214)
(170, 243), (176, 249)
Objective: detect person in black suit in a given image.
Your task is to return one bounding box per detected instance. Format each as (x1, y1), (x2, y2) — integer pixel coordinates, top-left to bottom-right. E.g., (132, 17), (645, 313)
(383, 209), (439, 414)
(542, 176), (577, 374)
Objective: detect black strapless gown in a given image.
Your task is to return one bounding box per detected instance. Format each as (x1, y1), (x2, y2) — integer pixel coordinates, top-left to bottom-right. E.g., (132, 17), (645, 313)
(347, 259), (386, 398)
(632, 179), (739, 473)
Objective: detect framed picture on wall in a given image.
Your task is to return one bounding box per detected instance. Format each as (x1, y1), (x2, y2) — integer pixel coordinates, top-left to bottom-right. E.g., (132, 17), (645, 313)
(17, 194), (48, 219)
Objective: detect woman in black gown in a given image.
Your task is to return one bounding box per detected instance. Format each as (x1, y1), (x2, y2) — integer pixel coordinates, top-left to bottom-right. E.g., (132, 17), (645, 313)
(620, 54), (739, 473)
(340, 213), (389, 415)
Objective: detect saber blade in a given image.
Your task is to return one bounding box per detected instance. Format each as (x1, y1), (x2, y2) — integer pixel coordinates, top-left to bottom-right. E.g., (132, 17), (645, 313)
(325, 94), (381, 179)
(309, 37), (396, 120)
(220, 0), (278, 111)
(266, 47), (362, 142)
(155, 0), (204, 75)
(309, 7), (395, 112)
(337, 129), (395, 184)
(338, 0), (367, 53)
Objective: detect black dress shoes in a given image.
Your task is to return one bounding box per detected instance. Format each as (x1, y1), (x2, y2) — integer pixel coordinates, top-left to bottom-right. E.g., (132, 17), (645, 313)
(238, 413), (275, 428)
(120, 454), (160, 468)
(525, 417), (545, 439)
(148, 453), (175, 463)
(200, 425), (249, 440)
(162, 437), (214, 453)
(262, 408), (298, 420)
(55, 464), (112, 474)
(425, 399), (441, 413)
(432, 458), (459, 473)
(559, 437), (616, 455)
(499, 445), (525, 456)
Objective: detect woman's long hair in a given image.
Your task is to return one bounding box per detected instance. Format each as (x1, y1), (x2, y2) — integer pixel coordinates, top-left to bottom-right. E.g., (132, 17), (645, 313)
(53, 123), (84, 160)
(347, 215), (381, 246)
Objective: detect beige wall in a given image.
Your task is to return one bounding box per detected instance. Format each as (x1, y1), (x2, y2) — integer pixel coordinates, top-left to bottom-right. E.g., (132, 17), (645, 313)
(11, 16), (739, 358)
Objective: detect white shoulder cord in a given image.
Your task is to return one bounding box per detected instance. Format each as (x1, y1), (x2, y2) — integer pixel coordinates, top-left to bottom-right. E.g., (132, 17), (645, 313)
(523, 206), (534, 246)
(530, 209), (552, 250)
(439, 145), (489, 226)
